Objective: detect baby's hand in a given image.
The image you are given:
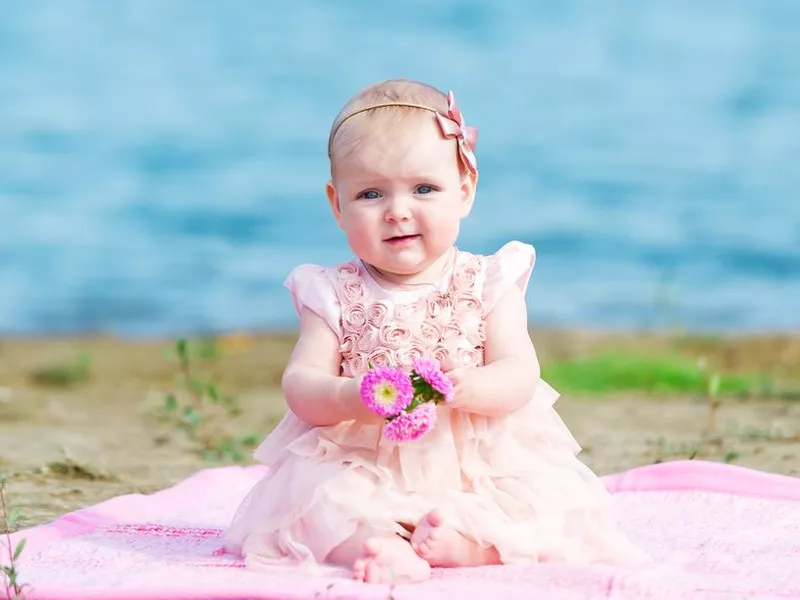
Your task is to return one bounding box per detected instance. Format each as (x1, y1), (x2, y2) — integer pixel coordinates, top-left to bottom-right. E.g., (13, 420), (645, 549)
(439, 355), (459, 374)
(343, 375), (385, 425)
(439, 355), (473, 410)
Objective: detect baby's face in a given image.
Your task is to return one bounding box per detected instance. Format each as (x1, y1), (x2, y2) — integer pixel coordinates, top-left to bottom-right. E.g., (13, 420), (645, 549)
(327, 115), (475, 279)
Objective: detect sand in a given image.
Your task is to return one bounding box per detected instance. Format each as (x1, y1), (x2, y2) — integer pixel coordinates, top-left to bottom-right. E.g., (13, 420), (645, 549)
(1, 329), (798, 532)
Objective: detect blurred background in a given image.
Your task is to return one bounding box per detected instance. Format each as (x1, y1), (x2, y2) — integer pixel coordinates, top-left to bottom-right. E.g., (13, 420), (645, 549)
(1, 0), (798, 336)
(2, 2), (799, 526)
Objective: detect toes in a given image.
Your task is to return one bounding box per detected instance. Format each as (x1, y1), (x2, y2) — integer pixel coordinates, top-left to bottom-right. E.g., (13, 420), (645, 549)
(410, 532), (427, 554)
(353, 559), (367, 582)
(411, 511), (444, 558)
(426, 510), (444, 528)
(364, 538), (382, 557)
(426, 526), (440, 543)
(365, 561), (384, 584)
(413, 539), (431, 555)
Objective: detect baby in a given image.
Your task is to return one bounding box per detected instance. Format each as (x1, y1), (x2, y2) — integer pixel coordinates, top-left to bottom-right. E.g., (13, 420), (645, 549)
(226, 78), (648, 584)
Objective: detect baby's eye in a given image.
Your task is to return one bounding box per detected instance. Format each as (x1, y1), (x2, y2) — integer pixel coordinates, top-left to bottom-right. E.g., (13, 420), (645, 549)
(415, 184), (435, 195)
(357, 190), (382, 200)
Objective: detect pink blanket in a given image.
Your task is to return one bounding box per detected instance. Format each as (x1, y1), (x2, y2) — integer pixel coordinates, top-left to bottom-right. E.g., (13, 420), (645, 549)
(8, 460), (800, 600)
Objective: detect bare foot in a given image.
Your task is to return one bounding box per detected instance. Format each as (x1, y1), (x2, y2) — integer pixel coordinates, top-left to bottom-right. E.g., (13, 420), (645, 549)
(352, 537), (431, 584)
(410, 510), (500, 568)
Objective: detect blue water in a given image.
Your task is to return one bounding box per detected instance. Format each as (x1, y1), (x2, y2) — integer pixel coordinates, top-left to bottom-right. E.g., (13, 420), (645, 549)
(1, 1), (798, 335)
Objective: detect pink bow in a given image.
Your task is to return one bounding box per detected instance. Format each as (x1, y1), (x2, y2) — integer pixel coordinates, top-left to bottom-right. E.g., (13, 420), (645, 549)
(435, 91), (479, 176)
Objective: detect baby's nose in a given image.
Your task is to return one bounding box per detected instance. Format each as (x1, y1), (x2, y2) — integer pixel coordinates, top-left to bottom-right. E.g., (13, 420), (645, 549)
(384, 197), (412, 221)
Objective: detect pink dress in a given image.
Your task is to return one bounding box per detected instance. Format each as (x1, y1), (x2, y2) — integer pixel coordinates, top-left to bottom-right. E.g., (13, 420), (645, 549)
(226, 241), (648, 573)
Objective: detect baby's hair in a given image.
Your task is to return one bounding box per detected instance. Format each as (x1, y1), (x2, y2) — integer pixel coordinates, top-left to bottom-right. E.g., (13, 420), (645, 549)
(327, 79), (450, 170)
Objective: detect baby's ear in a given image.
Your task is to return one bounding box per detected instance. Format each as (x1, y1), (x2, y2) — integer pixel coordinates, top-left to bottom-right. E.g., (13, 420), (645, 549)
(326, 181), (345, 229)
(459, 170), (478, 217)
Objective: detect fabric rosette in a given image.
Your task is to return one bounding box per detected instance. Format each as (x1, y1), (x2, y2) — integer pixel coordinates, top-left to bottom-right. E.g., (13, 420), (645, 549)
(359, 358), (454, 443)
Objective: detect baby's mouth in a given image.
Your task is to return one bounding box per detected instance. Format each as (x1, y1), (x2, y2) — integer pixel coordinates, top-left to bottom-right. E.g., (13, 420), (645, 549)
(384, 234), (420, 244)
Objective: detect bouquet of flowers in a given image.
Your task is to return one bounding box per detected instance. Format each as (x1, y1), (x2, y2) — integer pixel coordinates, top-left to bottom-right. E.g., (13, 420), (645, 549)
(359, 358), (454, 443)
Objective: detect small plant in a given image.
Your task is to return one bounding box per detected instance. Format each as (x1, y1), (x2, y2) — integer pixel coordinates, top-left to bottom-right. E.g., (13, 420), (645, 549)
(705, 369), (722, 434)
(28, 352), (91, 388)
(1, 474), (27, 600)
(43, 447), (118, 482)
(160, 338), (258, 462)
(723, 450), (740, 463)
(651, 436), (702, 464)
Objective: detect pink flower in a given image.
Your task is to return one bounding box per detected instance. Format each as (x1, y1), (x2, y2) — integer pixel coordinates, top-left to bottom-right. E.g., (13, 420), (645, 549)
(367, 302), (389, 328)
(427, 293), (452, 323)
(360, 366), (413, 418)
(383, 403), (437, 443)
(455, 346), (484, 368)
(452, 292), (482, 314)
(433, 346), (450, 364)
(396, 342), (426, 369)
(342, 278), (366, 303)
(441, 322), (465, 342)
(357, 325), (381, 352)
(336, 263), (360, 279)
(417, 321), (442, 347)
(411, 358), (454, 402)
(348, 353), (368, 375)
(342, 303), (367, 332)
(452, 259), (482, 291)
(339, 334), (356, 356)
(367, 347), (395, 368)
(379, 324), (412, 349)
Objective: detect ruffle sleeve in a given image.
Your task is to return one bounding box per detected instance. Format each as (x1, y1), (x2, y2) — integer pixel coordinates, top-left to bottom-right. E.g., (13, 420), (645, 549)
(284, 264), (341, 337)
(481, 241), (536, 312)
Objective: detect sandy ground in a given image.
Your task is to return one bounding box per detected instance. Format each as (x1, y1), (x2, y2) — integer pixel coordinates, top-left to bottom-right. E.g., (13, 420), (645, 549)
(1, 330), (798, 532)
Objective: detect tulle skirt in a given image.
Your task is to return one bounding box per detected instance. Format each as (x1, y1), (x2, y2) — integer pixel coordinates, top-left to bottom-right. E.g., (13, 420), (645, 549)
(225, 381), (649, 573)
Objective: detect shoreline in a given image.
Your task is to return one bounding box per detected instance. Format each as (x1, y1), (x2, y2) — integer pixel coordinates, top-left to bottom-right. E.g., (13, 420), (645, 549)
(2, 325), (797, 340)
(2, 328), (799, 361)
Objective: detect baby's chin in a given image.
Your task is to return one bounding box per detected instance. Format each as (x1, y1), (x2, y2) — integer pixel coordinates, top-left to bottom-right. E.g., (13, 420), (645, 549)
(375, 255), (452, 280)
(374, 261), (424, 278)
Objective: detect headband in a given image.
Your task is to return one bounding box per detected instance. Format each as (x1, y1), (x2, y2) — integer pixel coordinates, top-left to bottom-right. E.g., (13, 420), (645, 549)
(328, 91), (478, 176)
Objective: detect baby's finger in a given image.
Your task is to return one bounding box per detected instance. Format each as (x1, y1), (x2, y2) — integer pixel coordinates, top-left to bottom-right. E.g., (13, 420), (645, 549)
(446, 367), (464, 382)
(440, 356), (458, 372)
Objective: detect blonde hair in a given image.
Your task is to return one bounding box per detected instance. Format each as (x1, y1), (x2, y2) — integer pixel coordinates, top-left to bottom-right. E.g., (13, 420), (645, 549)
(327, 79), (450, 166)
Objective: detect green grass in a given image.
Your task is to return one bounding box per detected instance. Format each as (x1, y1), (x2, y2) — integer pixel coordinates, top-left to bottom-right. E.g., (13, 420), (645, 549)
(541, 352), (759, 396)
(28, 352), (91, 388)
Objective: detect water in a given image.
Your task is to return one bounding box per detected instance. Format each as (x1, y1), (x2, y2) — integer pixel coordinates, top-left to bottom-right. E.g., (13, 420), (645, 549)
(1, 0), (798, 335)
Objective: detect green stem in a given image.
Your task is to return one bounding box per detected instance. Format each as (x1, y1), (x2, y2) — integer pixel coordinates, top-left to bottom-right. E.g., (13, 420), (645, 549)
(0, 481), (22, 599)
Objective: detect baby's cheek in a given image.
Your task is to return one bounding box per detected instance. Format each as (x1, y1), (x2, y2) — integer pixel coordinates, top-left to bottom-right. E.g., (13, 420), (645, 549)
(343, 216), (376, 248)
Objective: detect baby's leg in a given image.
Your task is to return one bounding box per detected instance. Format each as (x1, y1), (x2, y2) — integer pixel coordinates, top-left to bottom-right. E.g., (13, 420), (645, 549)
(327, 524), (431, 584)
(411, 510), (500, 568)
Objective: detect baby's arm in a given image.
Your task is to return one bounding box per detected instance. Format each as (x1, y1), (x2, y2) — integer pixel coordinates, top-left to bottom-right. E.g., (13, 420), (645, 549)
(447, 285), (539, 417)
(282, 307), (382, 427)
